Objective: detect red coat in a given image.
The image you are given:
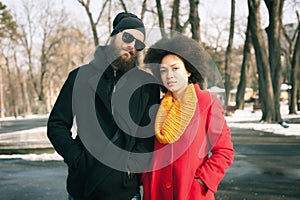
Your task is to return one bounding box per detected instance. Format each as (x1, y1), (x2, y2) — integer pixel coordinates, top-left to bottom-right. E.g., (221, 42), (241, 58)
(141, 84), (234, 200)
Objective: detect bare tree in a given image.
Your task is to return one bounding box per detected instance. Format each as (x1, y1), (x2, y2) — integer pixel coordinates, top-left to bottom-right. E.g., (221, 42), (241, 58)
(202, 16), (229, 53)
(17, 1), (76, 114)
(155, 0), (166, 37)
(0, 50), (18, 117)
(224, 0), (235, 113)
(13, 49), (32, 116)
(78, 0), (109, 47)
(289, 12), (300, 113)
(0, 65), (3, 118)
(140, 0), (147, 20)
(248, 0), (275, 123)
(171, 0), (181, 32)
(264, 0), (285, 122)
(170, 0), (189, 34)
(282, 10), (300, 114)
(38, 3), (69, 108)
(236, 20), (252, 109)
(19, 2), (37, 105)
(119, 0), (128, 12)
(189, 0), (201, 42)
(0, 1), (18, 117)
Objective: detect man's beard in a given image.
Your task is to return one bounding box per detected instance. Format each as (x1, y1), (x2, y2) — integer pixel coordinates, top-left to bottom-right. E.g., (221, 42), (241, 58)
(112, 54), (137, 73)
(105, 45), (138, 73)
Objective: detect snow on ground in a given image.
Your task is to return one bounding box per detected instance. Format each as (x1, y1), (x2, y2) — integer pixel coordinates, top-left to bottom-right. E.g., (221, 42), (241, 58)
(225, 103), (300, 137)
(0, 114), (49, 121)
(0, 103), (299, 161)
(0, 151), (63, 161)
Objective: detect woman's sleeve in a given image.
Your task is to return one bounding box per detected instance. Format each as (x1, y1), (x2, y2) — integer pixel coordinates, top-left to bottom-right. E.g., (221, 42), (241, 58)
(195, 94), (234, 192)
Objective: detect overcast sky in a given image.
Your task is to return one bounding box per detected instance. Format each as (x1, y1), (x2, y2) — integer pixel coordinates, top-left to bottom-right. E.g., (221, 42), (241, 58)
(2, 0), (299, 47)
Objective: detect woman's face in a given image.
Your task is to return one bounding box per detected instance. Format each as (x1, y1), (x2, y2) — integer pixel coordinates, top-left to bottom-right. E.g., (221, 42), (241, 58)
(160, 54), (191, 98)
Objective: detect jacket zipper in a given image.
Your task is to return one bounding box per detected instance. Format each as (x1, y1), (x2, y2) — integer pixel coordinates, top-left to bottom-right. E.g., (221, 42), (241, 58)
(113, 70), (116, 93)
(112, 70), (117, 115)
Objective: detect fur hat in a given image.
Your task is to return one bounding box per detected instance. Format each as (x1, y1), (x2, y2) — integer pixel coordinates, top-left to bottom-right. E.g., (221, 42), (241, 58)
(144, 35), (209, 85)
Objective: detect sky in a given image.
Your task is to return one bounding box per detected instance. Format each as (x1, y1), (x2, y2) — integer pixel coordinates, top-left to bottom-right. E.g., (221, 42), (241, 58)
(2, 0), (299, 48)
(3, 0), (298, 24)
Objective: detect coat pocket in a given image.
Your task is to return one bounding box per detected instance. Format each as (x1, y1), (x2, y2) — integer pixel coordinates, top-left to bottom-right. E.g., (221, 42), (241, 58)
(67, 149), (95, 197)
(189, 178), (215, 200)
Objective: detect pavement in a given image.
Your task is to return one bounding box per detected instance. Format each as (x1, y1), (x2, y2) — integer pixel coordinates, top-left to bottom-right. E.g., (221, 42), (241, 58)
(0, 126), (300, 200)
(0, 117), (52, 154)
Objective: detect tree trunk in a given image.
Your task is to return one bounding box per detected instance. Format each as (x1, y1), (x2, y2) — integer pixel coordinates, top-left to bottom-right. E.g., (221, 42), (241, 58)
(224, 0), (235, 111)
(155, 0), (167, 37)
(236, 20), (252, 109)
(170, 0), (182, 33)
(78, 0), (109, 47)
(4, 57), (18, 118)
(264, 0), (284, 122)
(119, 0), (128, 12)
(248, 0), (275, 123)
(0, 67), (4, 118)
(13, 53), (32, 116)
(189, 0), (201, 43)
(289, 20), (300, 114)
(140, 0), (147, 20)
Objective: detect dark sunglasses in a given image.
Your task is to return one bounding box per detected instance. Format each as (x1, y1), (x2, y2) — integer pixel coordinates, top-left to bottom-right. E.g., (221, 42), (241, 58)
(122, 32), (145, 51)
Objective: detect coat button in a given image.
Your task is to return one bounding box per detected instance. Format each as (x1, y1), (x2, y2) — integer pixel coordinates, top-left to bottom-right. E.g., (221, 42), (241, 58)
(165, 181), (172, 189)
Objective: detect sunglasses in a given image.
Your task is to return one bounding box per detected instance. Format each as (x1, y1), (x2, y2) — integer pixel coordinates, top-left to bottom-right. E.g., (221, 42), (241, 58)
(122, 32), (145, 51)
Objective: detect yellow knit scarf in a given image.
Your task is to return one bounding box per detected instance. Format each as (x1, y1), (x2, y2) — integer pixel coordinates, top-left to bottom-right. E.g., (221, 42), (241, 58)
(155, 84), (198, 144)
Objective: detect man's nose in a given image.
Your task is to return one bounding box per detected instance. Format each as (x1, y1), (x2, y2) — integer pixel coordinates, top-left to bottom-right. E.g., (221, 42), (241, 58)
(126, 40), (136, 50)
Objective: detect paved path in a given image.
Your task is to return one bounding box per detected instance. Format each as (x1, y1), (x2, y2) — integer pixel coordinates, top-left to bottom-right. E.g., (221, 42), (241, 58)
(0, 127), (299, 200)
(215, 128), (300, 200)
(0, 117), (48, 134)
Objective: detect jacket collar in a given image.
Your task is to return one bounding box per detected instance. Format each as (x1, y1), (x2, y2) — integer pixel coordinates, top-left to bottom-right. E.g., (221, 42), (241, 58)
(88, 46), (127, 113)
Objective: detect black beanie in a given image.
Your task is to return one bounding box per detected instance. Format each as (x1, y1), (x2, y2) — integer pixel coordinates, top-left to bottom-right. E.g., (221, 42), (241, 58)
(110, 12), (145, 37)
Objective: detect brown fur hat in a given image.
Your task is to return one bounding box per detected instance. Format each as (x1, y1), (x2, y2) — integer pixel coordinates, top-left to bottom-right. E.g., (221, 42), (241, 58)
(144, 35), (209, 85)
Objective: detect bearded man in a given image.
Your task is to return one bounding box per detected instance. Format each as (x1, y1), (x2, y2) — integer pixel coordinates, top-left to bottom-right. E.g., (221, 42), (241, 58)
(47, 12), (160, 200)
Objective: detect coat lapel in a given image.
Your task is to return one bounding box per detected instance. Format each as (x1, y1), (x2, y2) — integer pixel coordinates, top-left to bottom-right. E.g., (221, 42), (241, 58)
(87, 46), (112, 113)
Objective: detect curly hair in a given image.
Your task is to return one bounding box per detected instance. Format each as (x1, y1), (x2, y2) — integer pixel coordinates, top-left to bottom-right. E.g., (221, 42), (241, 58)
(144, 35), (209, 85)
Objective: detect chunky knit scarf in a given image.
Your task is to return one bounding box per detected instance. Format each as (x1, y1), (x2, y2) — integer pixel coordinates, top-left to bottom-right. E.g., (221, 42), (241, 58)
(155, 84), (198, 144)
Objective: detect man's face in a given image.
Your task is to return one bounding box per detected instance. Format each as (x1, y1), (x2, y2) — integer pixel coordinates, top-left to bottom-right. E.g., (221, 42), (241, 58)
(109, 29), (145, 72)
(112, 29), (145, 60)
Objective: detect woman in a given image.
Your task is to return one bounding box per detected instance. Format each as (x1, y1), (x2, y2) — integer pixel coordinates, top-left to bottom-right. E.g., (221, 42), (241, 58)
(141, 35), (234, 200)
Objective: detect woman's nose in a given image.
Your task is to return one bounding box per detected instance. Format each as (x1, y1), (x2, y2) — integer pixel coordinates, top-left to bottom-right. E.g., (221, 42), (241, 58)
(167, 70), (174, 78)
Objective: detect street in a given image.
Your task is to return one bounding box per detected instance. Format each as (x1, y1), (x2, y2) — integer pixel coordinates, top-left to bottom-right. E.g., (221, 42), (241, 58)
(216, 128), (300, 200)
(0, 116), (51, 154)
(0, 117), (48, 134)
(0, 127), (299, 199)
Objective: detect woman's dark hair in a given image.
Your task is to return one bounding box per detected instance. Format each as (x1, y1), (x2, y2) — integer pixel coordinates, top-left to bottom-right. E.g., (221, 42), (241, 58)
(144, 35), (209, 85)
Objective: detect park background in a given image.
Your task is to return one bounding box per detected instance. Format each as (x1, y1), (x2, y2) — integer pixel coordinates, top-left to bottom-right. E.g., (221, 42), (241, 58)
(0, 0), (300, 199)
(0, 0), (299, 123)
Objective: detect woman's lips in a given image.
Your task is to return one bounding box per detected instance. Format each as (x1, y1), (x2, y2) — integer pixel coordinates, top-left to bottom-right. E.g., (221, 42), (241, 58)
(167, 81), (176, 87)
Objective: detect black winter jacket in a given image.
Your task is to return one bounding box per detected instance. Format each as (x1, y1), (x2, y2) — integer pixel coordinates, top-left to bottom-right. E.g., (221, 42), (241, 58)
(47, 46), (160, 200)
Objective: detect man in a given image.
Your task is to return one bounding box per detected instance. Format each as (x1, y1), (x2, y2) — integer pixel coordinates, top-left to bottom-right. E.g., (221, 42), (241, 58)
(47, 12), (160, 200)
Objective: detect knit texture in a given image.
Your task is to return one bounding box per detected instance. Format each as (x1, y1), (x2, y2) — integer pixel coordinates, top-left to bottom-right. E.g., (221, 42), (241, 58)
(155, 84), (197, 144)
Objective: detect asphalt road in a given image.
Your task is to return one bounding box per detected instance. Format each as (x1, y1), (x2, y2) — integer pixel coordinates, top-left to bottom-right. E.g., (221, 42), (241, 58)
(0, 117), (48, 134)
(215, 128), (300, 200)
(0, 116), (51, 154)
(0, 127), (299, 200)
